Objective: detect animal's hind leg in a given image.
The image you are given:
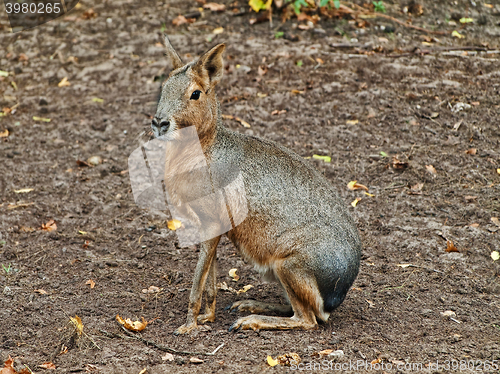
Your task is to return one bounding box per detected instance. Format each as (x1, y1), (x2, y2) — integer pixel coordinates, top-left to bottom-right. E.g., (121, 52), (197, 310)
(229, 259), (322, 331)
(198, 254), (217, 323)
(226, 300), (292, 315)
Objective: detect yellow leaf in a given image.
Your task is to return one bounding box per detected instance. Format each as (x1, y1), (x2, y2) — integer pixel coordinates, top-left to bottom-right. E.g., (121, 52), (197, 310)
(0, 129), (8, 138)
(229, 268), (240, 281)
(86, 279), (96, 289)
(497, 168), (500, 175)
(249, 0), (271, 12)
(491, 251), (500, 261)
(11, 81), (17, 90)
(452, 30), (464, 39)
(267, 356), (279, 367)
(237, 284), (254, 294)
(347, 181), (369, 191)
(33, 116), (51, 122)
(58, 77), (71, 87)
(92, 97), (104, 103)
(351, 197), (361, 207)
(213, 27), (224, 34)
(257, 92), (267, 98)
(0, 70), (8, 77)
(364, 192), (375, 197)
(459, 17), (473, 23)
(312, 154), (331, 163)
(14, 188), (33, 194)
(346, 119), (359, 125)
(138, 369), (147, 374)
(78, 230), (87, 235)
(69, 315), (84, 336)
(167, 219), (182, 231)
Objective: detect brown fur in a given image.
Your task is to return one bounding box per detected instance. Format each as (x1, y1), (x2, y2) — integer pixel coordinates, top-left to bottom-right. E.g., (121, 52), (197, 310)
(153, 36), (362, 334)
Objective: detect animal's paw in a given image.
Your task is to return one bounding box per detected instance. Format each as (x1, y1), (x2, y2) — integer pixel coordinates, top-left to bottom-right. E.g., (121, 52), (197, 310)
(224, 300), (255, 313)
(197, 312), (215, 324)
(228, 316), (260, 332)
(174, 322), (198, 335)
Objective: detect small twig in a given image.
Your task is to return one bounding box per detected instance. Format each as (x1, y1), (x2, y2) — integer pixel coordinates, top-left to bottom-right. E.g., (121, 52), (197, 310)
(384, 184), (407, 190)
(403, 264), (444, 274)
(99, 327), (224, 356)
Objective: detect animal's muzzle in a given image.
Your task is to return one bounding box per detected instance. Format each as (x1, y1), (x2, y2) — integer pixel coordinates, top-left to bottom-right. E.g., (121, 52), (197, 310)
(151, 117), (170, 137)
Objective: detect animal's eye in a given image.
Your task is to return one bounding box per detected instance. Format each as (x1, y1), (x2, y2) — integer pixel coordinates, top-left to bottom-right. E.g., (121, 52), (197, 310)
(190, 90), (201, 100)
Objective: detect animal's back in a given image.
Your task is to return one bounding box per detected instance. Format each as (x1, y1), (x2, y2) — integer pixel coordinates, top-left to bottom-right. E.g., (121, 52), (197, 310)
(210, 125), (362, 313)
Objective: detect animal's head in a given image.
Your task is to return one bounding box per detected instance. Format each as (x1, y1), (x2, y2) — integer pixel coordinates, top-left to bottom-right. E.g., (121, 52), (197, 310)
(152, 35), (225, 140)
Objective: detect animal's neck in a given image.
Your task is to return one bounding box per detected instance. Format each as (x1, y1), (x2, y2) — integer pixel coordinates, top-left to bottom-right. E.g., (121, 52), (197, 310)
(199, 98), (223, 152)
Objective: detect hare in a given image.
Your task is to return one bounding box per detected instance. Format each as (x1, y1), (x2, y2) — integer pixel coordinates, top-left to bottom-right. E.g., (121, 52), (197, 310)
(151, 36), (361, 334)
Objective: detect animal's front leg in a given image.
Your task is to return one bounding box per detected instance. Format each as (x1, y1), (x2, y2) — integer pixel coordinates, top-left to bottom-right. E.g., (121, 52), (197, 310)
(197, 255), (217, 324)
(174, 236), (220, 335)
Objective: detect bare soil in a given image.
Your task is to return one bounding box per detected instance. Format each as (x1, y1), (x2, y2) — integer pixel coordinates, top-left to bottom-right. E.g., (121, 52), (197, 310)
(1, 0), (500, 373)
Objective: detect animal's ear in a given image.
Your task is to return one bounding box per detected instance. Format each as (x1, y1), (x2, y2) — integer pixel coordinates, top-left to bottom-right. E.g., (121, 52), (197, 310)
(193, 43), (226, 88)
(164, 34), (183, 70)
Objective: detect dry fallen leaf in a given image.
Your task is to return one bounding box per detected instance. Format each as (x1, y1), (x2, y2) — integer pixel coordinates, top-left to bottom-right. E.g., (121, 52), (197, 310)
(464, 195), (478, 202)
(446, 240), (459, 253)
(172, 15), (196, 26)
(167, 219), (182, 231)
(425, 165), (437, 175)
(491, 217), (500, 228)
(142, 286), (161, 294)
(277, 353), (301, 367)
(228, 268), (240, 281)
(347, 181), (369, 191)
(408, 182), (424, 195)
(258, 65), (268, 76)
(221, 114), (251, 128)
(267, 356), (279, 367)
(317, 349), (334, 357)
(0, 129), (9, 138)
(203, 2), (226, 11)
(465, 148), (477, 155)
(346, 119), (359, 125)
(162, 353), (174, 361)
(86, 279), (96, 289)
(212, 27), (224, 34)
(58, 77), (71, 87)
(440, 310), (456, 317)
(41, 220), (57, 232)
(190, 357), (204, 364)
(116, 314), (148, 332)
(34, 289), (48, 295)
(271, 110), (287, 115)
(82, 8), (97, 19)
(1, 356), (16, 374)
(392, 156), (409, 170)
(39, 362), (56, 370)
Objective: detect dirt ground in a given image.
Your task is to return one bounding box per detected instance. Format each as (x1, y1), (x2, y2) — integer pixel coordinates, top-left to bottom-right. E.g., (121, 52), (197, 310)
(1, 0), (500, 372)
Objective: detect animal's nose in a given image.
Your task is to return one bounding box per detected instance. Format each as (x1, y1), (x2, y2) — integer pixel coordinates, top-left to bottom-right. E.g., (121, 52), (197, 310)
(151, 118), (170, 136)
